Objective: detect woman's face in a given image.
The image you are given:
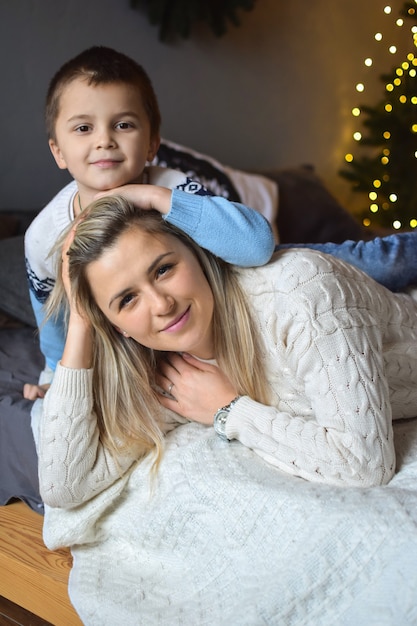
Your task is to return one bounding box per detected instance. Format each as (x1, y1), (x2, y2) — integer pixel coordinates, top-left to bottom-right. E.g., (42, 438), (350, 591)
(86, 227), (215, 359)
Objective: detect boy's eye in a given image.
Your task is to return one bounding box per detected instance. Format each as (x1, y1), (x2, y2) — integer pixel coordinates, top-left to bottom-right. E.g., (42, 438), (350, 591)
(116, 121), (133, 130)
(75, 125), (90, 133)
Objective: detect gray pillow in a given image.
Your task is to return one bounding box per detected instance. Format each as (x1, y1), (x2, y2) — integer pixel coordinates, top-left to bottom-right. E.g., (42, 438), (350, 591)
(263, 165), (369, 244)
(0, 236), (36, 327)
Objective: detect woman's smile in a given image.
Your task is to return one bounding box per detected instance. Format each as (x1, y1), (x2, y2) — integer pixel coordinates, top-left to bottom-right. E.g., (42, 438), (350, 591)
(161, 305), (191, 333)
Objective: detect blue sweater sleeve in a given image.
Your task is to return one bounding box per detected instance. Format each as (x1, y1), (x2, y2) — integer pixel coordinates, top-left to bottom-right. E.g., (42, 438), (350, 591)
(165, 189), (275, 267)
(29, 291), (65, 372)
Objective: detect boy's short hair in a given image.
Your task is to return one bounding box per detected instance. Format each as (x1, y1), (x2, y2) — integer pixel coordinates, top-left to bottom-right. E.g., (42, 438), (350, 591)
(45, 46), (161, 141)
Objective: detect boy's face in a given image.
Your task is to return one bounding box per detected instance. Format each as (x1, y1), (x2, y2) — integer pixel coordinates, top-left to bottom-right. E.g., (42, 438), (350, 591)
(49, 78), (160, 202)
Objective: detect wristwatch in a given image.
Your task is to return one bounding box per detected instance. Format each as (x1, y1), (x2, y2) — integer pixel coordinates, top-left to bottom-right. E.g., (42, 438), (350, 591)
(213, 396), (241, 441)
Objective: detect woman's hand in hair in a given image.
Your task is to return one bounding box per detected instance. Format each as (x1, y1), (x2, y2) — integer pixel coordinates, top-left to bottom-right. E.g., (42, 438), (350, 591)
(156, 353), (238, 424)
(61, 223), (78, 307)
(60, 221), (94, 370)
(95, 184), (172, 215)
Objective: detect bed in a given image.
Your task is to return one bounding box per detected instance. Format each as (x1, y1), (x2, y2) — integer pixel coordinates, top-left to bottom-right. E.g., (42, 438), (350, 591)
(1, 140), (416, 625)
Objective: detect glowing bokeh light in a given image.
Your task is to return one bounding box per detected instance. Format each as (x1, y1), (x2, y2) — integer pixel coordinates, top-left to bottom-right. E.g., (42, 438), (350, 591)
(346, 4), (417, 231)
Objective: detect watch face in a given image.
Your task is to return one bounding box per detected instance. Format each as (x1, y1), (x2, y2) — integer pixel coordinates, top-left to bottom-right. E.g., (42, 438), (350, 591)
(214, 409), (229, 440)
(216, 410), (228, 425)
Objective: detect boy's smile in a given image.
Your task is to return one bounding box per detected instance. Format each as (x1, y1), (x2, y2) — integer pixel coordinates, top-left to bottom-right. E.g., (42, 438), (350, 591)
(49, 78), (160, 209)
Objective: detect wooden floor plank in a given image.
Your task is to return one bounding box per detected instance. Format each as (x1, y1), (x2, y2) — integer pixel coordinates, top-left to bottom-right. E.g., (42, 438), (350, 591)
(0, 594), (52, 625)
(0, 502), (82, 625)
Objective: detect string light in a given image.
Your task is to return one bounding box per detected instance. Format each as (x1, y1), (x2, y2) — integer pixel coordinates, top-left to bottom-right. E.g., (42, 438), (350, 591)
(342, 2), (417, 230)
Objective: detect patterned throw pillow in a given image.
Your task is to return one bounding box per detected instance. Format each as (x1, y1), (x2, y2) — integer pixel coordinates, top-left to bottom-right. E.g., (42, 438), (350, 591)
(153, 138), (279, 231)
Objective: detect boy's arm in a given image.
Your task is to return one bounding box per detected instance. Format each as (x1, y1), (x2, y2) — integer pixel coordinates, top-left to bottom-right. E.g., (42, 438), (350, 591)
(23, 293), (64, 399)
(98, 182), (276, 267)
(24, 181), (77, 377)
(29, 291), (65, 372)
(167, 188), (275, 267)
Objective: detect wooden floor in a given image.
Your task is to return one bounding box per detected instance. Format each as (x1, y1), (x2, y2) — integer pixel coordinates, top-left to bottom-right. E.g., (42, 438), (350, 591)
(0, 595), (53, 625)
(0, 502), (82, 625)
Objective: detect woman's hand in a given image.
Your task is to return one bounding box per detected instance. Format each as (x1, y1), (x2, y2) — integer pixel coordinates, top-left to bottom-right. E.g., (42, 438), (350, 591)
(156, 353), (238, 424)
(95, 184), (172, 215)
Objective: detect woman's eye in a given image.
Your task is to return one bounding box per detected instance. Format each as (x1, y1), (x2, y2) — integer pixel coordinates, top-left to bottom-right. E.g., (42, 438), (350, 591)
(119, 293), (134, 310)
(157, 264), (173, 278)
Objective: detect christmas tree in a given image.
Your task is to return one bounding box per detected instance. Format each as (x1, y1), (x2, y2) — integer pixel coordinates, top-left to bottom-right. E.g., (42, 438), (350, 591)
(340, 1), (417, 231)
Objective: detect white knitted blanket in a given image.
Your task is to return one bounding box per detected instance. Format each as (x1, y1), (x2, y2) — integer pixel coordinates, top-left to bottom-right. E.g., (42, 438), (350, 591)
(42, 418), (417, 626)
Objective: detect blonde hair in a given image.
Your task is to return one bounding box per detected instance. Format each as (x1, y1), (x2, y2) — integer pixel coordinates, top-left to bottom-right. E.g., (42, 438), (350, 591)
(48, 196), (269, 466)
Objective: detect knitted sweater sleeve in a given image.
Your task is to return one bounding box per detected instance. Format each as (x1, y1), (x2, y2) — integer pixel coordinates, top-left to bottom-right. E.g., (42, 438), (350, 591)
(226, 250), (400, 487)
(38, 364), (140, 508)
(25, 181), (77, 372)
(167, 189), (275, 267)
(148, 167), (275, 267)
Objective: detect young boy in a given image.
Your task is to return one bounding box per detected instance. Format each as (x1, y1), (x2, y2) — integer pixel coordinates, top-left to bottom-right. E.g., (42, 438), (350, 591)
(24, 46), (276, 398)
(25, 46), (417, 399)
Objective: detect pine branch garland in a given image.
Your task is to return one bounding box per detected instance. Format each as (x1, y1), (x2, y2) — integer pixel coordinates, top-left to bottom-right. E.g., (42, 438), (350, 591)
(130, 0), (256, 41)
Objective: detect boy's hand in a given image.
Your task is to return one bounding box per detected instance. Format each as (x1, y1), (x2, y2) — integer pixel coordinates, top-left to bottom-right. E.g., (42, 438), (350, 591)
(95, 184), (172, 215)
(23, 383), (50, 400)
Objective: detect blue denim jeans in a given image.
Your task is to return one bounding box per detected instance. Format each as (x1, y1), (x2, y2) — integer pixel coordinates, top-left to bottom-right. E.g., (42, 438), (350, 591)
(276, 232), (417, 292)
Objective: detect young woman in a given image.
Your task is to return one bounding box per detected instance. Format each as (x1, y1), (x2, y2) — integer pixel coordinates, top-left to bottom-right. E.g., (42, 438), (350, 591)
(35, 196), (417, 509)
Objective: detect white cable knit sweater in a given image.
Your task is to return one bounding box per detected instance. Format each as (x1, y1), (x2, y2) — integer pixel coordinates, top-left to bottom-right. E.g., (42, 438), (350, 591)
(34, 248), (417, 625)
(36, 248), (417, 510)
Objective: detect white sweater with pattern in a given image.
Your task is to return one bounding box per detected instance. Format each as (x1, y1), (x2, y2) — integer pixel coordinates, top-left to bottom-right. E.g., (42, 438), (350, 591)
(36, 248), (417, 510)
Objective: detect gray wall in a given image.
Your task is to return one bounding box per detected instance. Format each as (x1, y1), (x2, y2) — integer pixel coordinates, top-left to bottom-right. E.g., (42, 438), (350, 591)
(0, 0), (408, 212)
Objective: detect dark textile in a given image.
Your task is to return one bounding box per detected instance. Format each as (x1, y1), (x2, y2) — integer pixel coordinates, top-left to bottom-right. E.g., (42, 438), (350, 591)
(0, 326), (43, 512)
